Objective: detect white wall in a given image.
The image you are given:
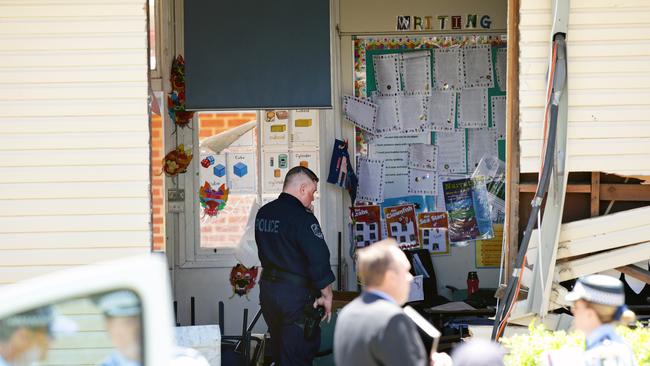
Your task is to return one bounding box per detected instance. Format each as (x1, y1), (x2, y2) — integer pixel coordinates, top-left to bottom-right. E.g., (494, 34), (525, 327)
(519, 0), (650, 175)
(0, 0), (152, 284)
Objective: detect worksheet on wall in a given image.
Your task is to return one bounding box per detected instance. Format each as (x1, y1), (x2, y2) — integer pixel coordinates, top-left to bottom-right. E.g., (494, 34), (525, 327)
(408, 167), (437, 195)
(290, 110), (319, 147)
(434, 130), (467, 174)
(227, 152), (256, 193)
(262, 110), (290, 146)
(408, 143), (437, 170)
(458, 88), (488, 128)
(400, 50), (432, 95)
(491, 95), (506, 139)
(495, 48), (507, 92)
(398, 92), (428, 133)
(462, 44), (494, 89)
(467, 128), (498, 172)
(434, 48), (463, 91)
(356, 157), (385, 203)
(343, 95), (378, 133)
(373, 94), (401, 135)
(373, 53), (401, 95)
(426, 90), (456, 132)
(368, 132), (430, 198)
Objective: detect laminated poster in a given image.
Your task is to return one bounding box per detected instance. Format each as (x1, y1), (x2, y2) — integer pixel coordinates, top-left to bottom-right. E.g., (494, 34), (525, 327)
(442, 177), (493, 243)
(290, 109), (319, 146)
(417, 212), (450, 255)
(351, 205), (382, 248)
(476, 224), (503, 268)
(384, 204), (419, 249)
(491, 96), (506, 139)
(199, 151), (228, 190)
(227, 152), (256, 193)
(263, 110), (290, 146)
(408, 167), (437, 195)
(262, 150), (290, 193)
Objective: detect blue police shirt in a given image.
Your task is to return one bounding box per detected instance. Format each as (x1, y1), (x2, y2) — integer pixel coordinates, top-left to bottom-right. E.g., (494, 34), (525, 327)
(255, 192), (335, 290)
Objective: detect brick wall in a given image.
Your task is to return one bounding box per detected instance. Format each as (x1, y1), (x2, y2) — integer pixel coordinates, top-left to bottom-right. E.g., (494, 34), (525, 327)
(151, 114), (165, 251)
(150, 112), (257, 251)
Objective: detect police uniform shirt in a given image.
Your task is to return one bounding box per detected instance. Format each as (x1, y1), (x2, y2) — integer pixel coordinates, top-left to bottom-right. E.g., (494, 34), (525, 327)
(255, 192), (335, 290)
(584, 324), (637, 366)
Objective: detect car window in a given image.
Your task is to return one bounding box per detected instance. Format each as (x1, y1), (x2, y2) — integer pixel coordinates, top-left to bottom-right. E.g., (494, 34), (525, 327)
(0, 289), (143, 366)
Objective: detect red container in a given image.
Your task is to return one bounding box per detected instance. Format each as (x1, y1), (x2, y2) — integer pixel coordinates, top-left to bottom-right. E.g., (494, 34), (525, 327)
(467, 271), (479, 297)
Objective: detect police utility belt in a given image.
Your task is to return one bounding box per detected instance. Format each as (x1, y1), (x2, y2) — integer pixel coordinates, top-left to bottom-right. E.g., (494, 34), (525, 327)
(261, 267), (312, 289)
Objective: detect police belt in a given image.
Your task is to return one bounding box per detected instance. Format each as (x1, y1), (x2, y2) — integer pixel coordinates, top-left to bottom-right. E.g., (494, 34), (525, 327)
(261, 267), (312, 289)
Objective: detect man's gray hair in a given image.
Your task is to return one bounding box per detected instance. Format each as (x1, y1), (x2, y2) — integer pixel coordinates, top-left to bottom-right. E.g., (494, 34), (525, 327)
(356, 239), (400, 287)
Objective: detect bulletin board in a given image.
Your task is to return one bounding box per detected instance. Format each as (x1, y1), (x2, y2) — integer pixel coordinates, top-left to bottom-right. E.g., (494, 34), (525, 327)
(348, 35), (507, 294)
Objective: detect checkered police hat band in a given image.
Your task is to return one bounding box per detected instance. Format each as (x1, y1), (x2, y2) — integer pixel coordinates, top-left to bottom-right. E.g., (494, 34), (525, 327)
(579, 281), (625, 307)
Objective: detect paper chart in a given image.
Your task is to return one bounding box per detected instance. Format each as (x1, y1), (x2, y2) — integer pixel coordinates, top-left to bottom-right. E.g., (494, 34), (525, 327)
(458, 88), (488, 128)
(343, 95), (378, 133)
(426, 90), (456, 132)
(462, 44), (494, 89)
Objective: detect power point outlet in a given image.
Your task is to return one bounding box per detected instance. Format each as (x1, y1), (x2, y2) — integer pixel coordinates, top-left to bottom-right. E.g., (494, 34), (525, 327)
(168, 189), (185, 202)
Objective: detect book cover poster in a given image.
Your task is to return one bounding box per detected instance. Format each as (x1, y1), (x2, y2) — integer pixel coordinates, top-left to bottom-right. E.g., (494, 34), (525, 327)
(442, 178), (480, 243)
(383, 204), (419, 249)
(417, 212), (450, 255)
(350, 205), (382, 248)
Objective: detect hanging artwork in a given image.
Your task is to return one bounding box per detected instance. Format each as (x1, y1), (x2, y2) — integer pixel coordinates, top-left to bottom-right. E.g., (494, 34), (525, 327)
(229, 263), (259, 299)
(199, 182), (229, 218)
(162, 144), (193, 177)
(167, 55), (195, 129)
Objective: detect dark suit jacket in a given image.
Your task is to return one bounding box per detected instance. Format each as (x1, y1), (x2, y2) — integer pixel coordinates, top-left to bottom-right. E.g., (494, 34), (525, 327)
(333, 292), (427, 366)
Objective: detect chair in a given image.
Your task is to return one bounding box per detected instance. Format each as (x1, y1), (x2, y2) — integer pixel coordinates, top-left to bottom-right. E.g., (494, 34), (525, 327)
(403, 248), (450, 309)
(219, 301), (265, 366)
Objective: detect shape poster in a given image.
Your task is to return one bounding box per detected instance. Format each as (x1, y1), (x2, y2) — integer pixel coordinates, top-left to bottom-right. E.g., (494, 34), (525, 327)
(227, 152), (256, 193)
(290, 109), (319, 146)
(476, 224), (503, 268)
(199, 151), (228, 189)
(384, 204), (419, 249)
(291, 150), (320, 182)
(368, 132), (430, 198)
(417, 212), (450, 255)
(351, 205), (382, 248)
(262, 150), (290, 193)
(263, 110), (290, 146)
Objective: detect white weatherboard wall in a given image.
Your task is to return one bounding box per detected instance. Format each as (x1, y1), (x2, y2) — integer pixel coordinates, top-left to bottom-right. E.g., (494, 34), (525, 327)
(519, 0), (650, 175)
(0, 1), (152, 284)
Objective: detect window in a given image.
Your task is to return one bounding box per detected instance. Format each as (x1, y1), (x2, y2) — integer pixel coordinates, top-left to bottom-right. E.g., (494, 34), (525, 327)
(194, 110), (322, 252)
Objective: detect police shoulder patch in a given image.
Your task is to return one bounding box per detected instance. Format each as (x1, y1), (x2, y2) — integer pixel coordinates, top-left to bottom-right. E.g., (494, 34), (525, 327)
(311, 223), (324, 239)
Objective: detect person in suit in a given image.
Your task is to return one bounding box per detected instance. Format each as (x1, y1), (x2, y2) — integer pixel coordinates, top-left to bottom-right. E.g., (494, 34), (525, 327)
(334, 239), (447, 366)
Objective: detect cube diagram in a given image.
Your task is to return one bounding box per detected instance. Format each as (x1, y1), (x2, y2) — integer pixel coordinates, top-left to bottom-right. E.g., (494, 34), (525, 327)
(233, 162), (248, 177)
(213, 164), (226, 177)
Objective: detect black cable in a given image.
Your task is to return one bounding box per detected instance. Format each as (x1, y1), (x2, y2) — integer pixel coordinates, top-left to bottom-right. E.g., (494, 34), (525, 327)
(492, 34), (567, 340)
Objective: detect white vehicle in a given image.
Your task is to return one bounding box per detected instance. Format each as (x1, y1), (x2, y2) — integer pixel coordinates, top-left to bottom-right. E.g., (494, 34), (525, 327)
(0, 255), (206, 366)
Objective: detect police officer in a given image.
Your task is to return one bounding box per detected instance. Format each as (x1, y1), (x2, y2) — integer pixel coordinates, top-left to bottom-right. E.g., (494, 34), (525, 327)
(0, 306), (55, 365)
(565, 274), (637, 366)
(255, 166), (335, 366)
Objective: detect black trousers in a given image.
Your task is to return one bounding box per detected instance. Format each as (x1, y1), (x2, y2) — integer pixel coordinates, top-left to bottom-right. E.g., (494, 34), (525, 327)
(259, 279), (321, 366)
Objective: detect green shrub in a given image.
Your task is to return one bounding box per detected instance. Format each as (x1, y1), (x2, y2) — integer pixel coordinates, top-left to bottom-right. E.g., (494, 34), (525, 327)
(501, 322), (650, 366)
